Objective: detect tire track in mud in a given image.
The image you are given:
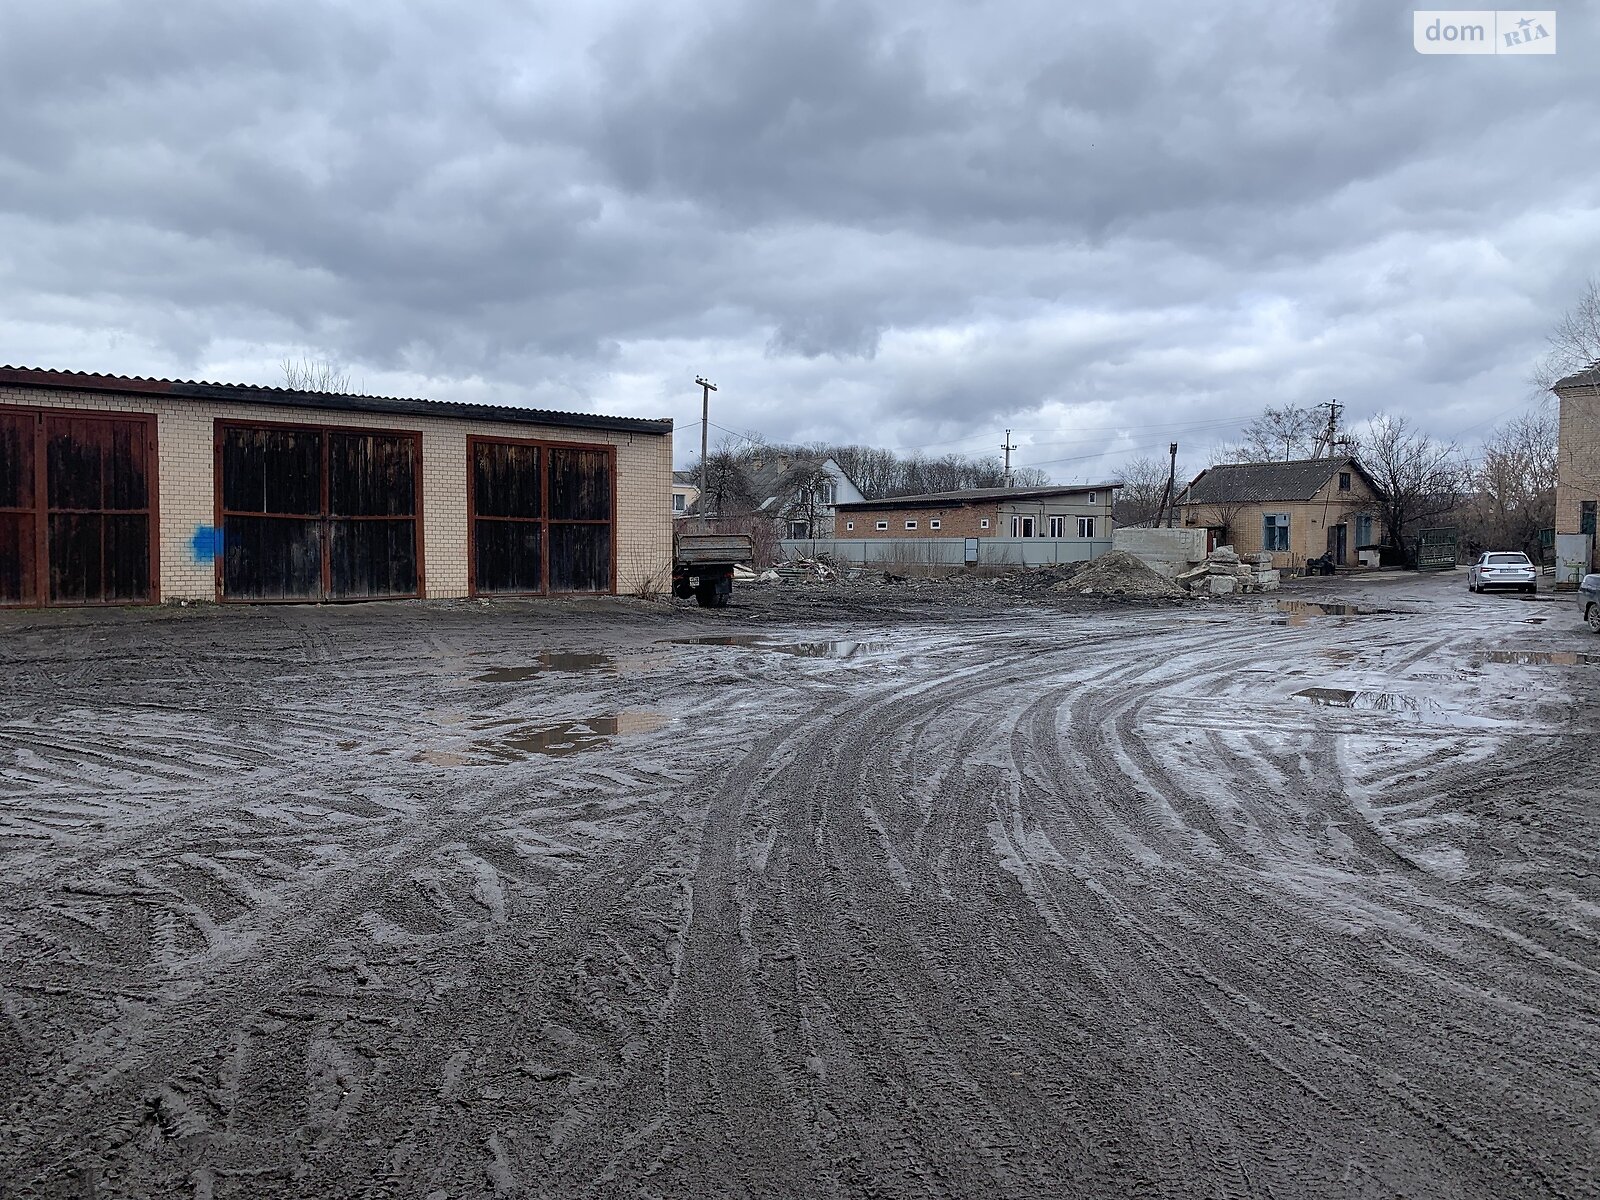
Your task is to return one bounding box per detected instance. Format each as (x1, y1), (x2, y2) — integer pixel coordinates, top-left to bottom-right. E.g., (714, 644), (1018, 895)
(2, 593), (1597, 1198)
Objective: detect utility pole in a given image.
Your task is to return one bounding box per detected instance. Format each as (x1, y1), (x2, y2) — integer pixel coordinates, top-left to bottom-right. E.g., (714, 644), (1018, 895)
(1312, 399), (1342, 458)
(695, 375), (717, 530)
(1157, 441), (1179, 527)
(1001, 429), (1018, 485)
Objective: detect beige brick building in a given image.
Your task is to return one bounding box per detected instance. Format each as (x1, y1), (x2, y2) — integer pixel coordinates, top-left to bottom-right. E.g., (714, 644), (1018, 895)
(0, 367), (673, 607)
(835, 484), (1118, 541)
(1553, 365), (1600, 572)
(1176, 456), (1385, 570)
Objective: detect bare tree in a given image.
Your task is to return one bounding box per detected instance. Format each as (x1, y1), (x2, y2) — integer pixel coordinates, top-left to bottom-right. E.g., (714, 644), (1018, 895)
(1113, 455), (1174, 526)
(1361, 414), (1467, 553)
(1238, 404), (1320, 461)
(777, 460), (837, 538)
(281, 356), (356, 393)
(1533, 278), (1600, 390)
(1459, 409), (1557, 558)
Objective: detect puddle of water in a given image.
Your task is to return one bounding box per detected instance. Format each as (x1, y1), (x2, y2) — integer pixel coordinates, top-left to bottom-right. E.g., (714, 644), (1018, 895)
(1273, 601), (1376, 630)
(1292, 687), (1483, 727)
(1482, 650), (1600, 666)
(470, 652), (627, 681)
(668, 636), (887, 658)
(414, 750), (476, 767)
(411, 711), (667, 765)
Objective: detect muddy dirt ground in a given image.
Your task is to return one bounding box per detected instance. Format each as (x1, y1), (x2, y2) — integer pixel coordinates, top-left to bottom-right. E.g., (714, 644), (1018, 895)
(2, 571), (1596, 1198)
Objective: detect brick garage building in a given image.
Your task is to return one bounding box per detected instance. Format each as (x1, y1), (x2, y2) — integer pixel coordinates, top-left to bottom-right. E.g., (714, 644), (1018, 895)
(0, 367), (673, 607)
(834, 484), (1118, 540)
(1553, 364), (1600, 572)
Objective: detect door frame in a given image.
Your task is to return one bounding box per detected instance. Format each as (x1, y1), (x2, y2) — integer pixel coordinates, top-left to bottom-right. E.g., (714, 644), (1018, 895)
(466, 434), (619, 598)
(213, 418), (426, 603)
(0, 404), (161, 608)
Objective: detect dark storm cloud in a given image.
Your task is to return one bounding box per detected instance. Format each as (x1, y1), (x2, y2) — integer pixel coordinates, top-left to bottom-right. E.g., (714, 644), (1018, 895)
(0, 0), (1596, 474)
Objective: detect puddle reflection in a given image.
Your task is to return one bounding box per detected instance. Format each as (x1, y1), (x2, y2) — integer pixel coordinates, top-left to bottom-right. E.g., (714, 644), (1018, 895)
(1481, 650), (1599, 666)
(668, 636), (887, 658)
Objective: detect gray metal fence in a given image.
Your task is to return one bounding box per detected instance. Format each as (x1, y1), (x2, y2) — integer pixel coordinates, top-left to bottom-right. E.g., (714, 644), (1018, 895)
(778, 537), (1113, 568)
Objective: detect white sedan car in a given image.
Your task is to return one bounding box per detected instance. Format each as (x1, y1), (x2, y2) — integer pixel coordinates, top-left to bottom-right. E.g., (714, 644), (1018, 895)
(1468, 551), (1537, 594)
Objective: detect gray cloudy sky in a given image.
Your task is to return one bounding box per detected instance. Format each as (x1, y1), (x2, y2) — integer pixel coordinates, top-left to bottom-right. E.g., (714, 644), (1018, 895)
(2, 1), (1595, 480)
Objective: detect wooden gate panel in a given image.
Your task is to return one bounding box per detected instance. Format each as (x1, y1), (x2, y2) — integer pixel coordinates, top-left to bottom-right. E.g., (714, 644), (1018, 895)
(548, 447), (611, 521)
(329, 519), (418, 599)
(222, 516), (323, 601)
(469, 439), (546, 595)
(472, 519), (542, 594)
(549, 523), (612, 593)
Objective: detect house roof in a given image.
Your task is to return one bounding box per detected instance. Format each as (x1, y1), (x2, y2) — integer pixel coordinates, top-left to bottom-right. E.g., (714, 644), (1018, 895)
(1179, 456), (1385, 505)
(1552, 362), (1600, 390)
(671, 470), (700, 486)
(0, 365), (673, 437)
(836, 482), (1121, 512)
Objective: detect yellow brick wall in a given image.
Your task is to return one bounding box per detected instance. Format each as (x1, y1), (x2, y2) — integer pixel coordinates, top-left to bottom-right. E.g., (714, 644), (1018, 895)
(1, 384), (673, 601)
(1555, 383), (1600, 569)
(1180, 476), (1383, 570)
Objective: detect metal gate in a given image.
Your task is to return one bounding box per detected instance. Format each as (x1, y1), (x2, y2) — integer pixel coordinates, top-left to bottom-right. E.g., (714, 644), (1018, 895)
(468, 437), (615, 595)
(0, 407), (156, 607)
(1415, 527), (1459, 571)
(216, 421), (422, 602)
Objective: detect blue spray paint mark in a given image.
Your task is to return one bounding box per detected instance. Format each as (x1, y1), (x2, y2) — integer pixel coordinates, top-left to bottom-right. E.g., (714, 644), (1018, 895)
(191, 525), (222, 564)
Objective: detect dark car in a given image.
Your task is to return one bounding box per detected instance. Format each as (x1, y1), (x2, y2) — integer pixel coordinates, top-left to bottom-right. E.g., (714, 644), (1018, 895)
(1582, 573), (1600, 633)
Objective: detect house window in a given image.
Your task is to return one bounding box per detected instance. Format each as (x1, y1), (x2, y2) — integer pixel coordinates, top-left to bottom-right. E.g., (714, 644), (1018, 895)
(980, 518), (990, 529)
(846, 521), (855, 531)
(1077, 516), (1095, 538)
(875, 520), (889, 531)
(819, 481), (835, 505)
(1048, 515), (1065, 538)
(1087, 491), (1096, 505)
(929, 519), (941, 530)
(787, 520), (809, 539)
(1011, 516), (1036, 537)
(1263, 512), (1290, 552)
(1338, 472), (1352, 492)
(905, 520), (918, 530)
(1582, 501), (1597, 536)
(1354, 514), (1373, 546)
(672, 493), (686, 514)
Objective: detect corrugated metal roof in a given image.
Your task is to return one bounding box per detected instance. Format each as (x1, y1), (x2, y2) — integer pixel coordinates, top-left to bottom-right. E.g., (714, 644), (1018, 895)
(0, 366), (673, 436)
(1552, 362), (1600, 390)
(836, 482), (1121, 511)
(1180, 457), (1384, 504)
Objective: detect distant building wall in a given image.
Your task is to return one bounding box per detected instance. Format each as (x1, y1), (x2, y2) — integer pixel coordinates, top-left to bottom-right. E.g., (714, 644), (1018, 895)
(1555, 381), (1600, 571)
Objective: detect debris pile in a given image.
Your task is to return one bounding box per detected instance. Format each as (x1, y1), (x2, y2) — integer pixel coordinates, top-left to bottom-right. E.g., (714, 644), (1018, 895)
(774, 556), (841, 582)
(1175, 546), (1280, 596)
(993, 563), (1084, 593)
(1049, 551), (1187, 600)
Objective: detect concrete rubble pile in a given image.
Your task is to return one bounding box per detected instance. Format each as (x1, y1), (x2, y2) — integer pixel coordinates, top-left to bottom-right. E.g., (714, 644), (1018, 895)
(1175, 545), (1280, 597)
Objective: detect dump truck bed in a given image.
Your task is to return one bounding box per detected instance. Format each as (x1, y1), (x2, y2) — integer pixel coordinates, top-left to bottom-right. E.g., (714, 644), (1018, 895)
(674, 533), (754, 565)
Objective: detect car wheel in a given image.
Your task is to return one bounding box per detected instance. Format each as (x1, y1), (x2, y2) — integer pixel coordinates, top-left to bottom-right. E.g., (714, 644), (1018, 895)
(1588, 603), (1600, 634)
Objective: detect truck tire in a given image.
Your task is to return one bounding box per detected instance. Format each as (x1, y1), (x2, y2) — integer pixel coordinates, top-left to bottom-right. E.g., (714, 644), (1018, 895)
(695, 582), (729, 608)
